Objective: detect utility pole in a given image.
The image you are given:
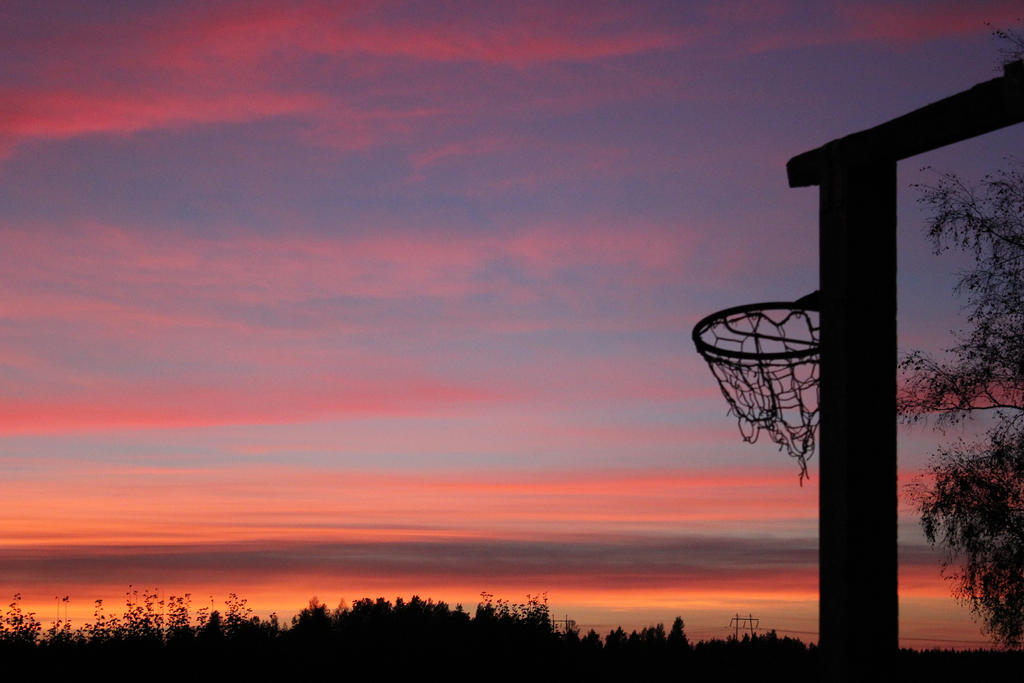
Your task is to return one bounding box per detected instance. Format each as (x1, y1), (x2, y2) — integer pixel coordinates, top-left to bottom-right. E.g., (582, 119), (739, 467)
(730, 613), (759, 640)
(552, 615), (576, 634)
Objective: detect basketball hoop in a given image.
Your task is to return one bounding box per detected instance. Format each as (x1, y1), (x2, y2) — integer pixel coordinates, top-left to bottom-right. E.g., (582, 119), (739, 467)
(692, 292), (820, 482)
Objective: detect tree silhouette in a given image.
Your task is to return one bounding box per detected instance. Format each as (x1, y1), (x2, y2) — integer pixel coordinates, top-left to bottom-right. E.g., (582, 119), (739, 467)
(200, 609), (223, 643)
(0, 588), (833, 679)
(668, 616), (689, 651)
(289, 596), (331, 644)
(0, 594), (41, 648)
(901, 161), (1024, 646)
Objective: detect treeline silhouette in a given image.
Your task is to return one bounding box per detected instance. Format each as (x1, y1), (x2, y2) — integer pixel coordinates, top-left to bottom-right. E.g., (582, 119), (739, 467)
(1, 589), (1018, 680)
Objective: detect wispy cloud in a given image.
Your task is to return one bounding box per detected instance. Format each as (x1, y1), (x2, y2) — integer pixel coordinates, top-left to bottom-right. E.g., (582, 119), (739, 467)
(0, 0), (686, 158)
(0, 465), (817, 545)
(1, 220), (700, 431)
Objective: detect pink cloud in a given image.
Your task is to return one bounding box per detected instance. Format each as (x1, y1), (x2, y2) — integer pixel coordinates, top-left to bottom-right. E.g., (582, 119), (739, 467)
(0, 1), (687, 153)
(0, 224), (709, 432)
(0, 373), (500, 435)
(2, 0), (1010, 161)
(0, 218), (712, 432)
(152, 1), (685, 67)
(0, 87), (321, 140)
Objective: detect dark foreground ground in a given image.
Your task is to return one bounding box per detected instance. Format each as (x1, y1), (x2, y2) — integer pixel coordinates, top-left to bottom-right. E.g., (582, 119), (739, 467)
(5, 639), (1022, 682)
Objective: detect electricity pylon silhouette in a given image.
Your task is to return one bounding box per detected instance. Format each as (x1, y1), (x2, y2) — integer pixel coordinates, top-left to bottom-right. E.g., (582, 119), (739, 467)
(730, 613), (759, 640)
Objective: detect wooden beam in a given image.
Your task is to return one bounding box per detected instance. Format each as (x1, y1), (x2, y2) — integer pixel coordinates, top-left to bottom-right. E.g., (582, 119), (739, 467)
(788, 60), (1024, 188)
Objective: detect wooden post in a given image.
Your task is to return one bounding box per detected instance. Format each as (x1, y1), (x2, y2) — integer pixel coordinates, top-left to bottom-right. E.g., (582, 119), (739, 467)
(817, 148), (898, 681)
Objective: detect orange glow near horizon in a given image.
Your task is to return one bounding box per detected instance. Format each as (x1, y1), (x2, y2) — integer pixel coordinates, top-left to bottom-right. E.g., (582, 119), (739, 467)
(1, 465), (817, 546)
(1, 457), (989, 647)
(6, 566), (984, 650)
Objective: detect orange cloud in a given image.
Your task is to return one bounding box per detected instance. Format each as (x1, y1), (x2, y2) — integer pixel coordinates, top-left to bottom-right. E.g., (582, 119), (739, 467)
(0, 464), (814, 545)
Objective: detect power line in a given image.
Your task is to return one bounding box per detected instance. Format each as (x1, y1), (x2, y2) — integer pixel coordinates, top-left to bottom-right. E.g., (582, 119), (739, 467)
(900, 636), (995, 645)
(769, 628), (819, 636)
(765, 626), (993, 647)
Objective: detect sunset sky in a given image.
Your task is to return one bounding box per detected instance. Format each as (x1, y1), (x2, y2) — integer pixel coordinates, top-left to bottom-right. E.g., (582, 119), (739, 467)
(3, 0), (1024, 648)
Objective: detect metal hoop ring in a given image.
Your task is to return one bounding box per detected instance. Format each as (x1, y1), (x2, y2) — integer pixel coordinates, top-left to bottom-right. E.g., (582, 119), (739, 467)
(692, 301), (819, 362)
